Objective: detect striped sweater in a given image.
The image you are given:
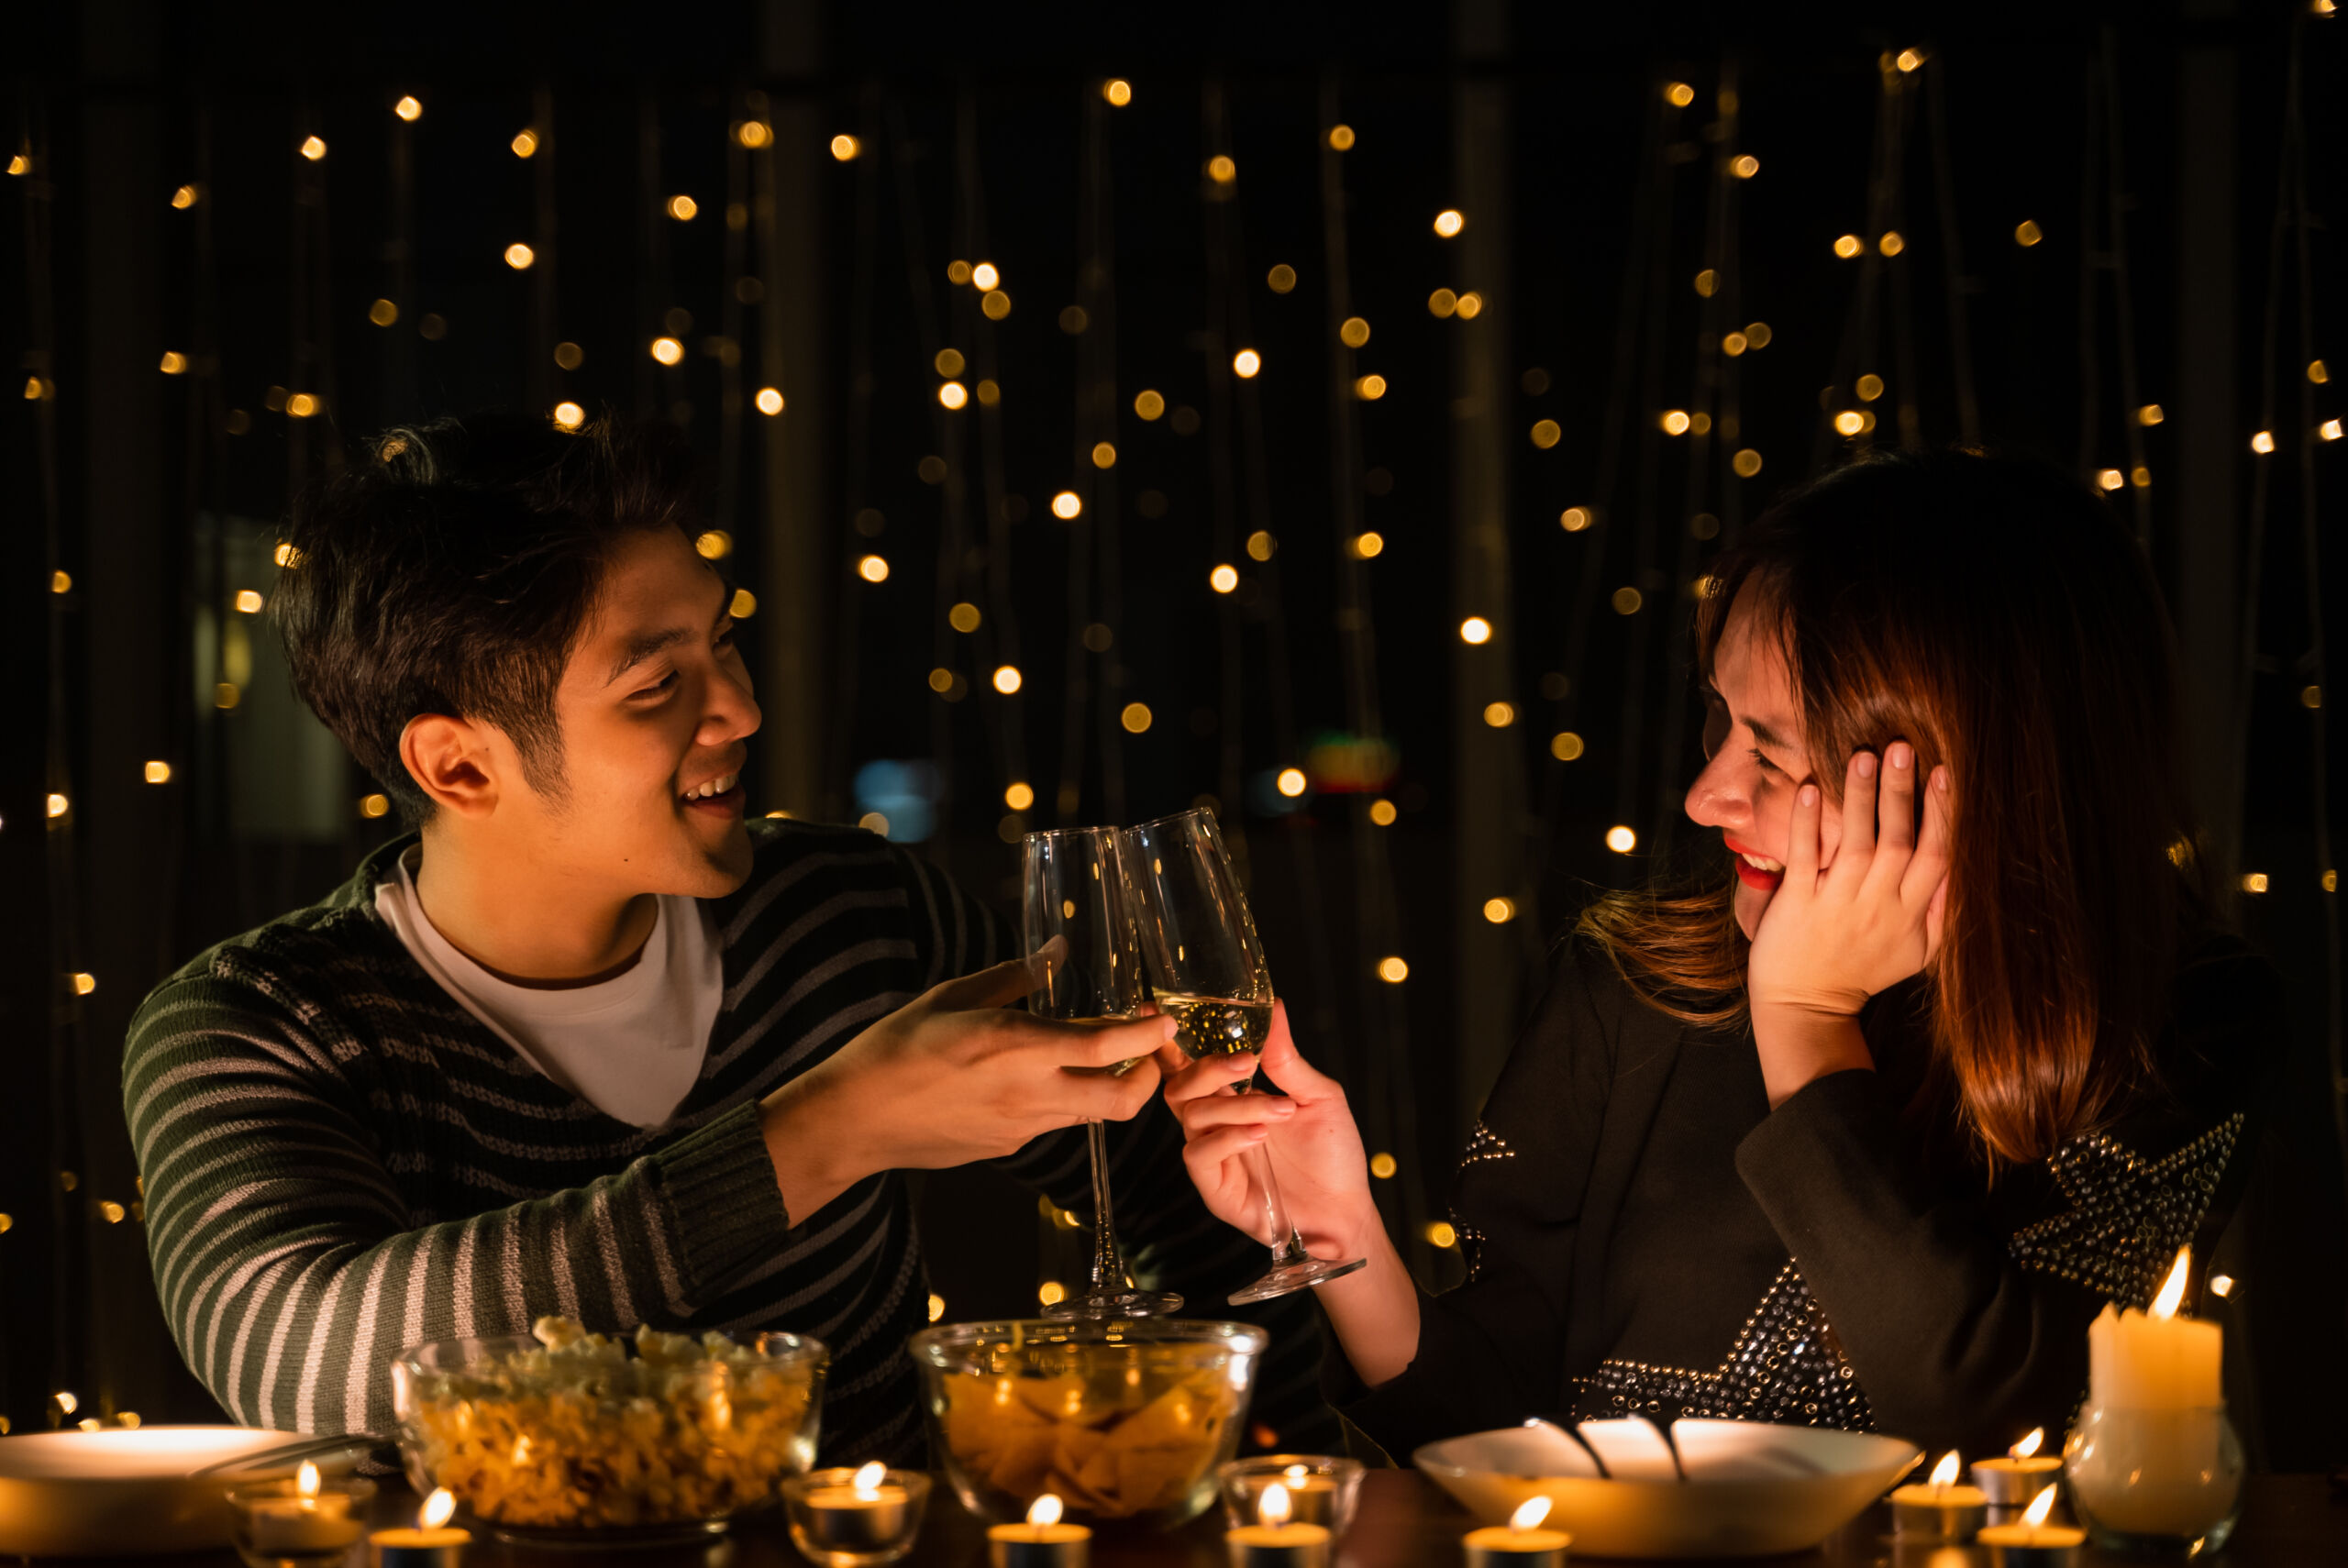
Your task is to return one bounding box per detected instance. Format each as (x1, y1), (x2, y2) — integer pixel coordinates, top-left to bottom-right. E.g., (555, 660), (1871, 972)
(122, 819), (1332, 1462)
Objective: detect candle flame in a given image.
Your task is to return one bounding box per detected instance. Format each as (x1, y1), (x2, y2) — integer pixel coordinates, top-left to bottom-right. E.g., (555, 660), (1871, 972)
(1284, 1463), (1310, 1484)
(296, 1462), (320, 1498)
(2010, 1428), (2044, 1461)
(1259, 1484), (1292, 1528)
(2151, 1246), (2191, 1320)
(851, 1462), (887, 1497)
(1510, 1496), (1554, 1531)
(2023, 1485), (2057, 1529)
(1026, 1494), (1062, 1529)
(421, 1489), (456, 1530)
(1928, 1451), (1961, 1488)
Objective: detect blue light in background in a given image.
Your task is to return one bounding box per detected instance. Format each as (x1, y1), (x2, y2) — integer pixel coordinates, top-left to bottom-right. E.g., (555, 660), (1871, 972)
(853, 759), (942, 842)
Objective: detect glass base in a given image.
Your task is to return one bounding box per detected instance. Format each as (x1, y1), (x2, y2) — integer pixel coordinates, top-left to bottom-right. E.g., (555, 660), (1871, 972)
(2081, 1520), (2238, 1561)
(1044, 1288), (1185, 1320)
(1228, 1254), (1366, 1304)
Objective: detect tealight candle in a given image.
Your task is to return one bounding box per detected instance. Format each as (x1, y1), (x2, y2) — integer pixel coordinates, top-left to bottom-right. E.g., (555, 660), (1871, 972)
(1218, 1456), (1365, 1536)
(1973, 1429), (2063, 1513)
(369, 1488), (470, 1568)
(1888, 1452), (1988, 1541)
(1225, 1484), (1332, 1568)
(1461, 1496), (1570, 1567)
(783, 1463), (930, 1567)
(986, 1495), (1090, 1568)
(226, 1462), (376, 1568)
(1976, 1485), (2085, 1568)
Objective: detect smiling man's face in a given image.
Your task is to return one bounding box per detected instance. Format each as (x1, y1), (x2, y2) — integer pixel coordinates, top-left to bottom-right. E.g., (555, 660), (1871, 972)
(524, 525), (761, 897)
(1682, 587), (1848, 942)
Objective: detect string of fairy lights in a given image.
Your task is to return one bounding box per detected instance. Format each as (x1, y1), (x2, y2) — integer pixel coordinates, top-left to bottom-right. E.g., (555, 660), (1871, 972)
(6, 13), (2342, 1420)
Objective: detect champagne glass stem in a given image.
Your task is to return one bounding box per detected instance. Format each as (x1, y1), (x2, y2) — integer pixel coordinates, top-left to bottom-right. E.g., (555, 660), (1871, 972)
(1234, 1084), (1314, 1266)
(1084, 1119), (1132, 1292)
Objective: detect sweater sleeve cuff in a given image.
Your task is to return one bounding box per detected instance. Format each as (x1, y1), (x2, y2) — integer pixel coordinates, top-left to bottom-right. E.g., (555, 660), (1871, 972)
(1733, 1067), (1900, 1239)
(649, 1102), (794, 1300)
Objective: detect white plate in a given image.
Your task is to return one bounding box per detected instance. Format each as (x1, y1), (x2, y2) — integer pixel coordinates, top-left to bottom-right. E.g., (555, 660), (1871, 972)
(1415, 1419), (1923, 1559)
(0, 1426), (355, 1558)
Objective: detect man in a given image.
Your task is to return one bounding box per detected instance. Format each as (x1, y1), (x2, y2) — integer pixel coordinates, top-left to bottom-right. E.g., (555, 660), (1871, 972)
(122, 412), (1329, 1460)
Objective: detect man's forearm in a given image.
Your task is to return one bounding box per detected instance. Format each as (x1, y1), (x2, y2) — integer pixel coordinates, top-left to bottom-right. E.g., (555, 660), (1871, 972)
(759, 1068), (869, 1224)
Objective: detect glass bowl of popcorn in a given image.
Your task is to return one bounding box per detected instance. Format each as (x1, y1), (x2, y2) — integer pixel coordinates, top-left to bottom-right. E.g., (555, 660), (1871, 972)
(910, 1318), (1268, 1531)
(391, 1316), (827, 1543)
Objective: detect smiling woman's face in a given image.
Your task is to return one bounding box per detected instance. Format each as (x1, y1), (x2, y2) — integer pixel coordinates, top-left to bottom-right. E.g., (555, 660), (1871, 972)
(1683, 587), (1849, 941)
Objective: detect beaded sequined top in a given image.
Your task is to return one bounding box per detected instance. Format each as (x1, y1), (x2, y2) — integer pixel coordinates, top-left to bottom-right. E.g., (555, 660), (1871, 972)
(1332, 934), (2276, 1462)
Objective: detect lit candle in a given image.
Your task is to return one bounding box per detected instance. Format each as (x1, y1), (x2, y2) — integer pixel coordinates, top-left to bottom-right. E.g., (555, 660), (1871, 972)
(2086, 1248), (2221, 1409)
(369, 1488), (469, 1568)
(1888, 1452), (1988, 1540)
(782, 1462), (929, 1563)
(2071, 1247), (2240, 1540)
(1973, 1428), (2063, 1510)
(225, 1462), (376, 1568)
(1218, 1457), (1363, 1536)
(1976, 1485), (2085, 1568)
(986, 1495), (1090, 1568)
(1267, 1464), (1339, 1526)
(1225, 1484), (1332, 1568)
(1461, 1496), (1571, 1568)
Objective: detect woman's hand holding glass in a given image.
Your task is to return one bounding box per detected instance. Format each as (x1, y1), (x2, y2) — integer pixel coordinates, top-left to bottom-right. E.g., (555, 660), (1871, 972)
(1157, 1001), (1378, 1259)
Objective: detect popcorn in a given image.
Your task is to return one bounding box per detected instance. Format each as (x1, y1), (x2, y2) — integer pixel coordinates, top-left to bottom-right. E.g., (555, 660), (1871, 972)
(393, 1317), (823, 1530)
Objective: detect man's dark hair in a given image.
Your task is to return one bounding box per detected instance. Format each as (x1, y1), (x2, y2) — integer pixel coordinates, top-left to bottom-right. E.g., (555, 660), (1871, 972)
(272, 411), (698, 823)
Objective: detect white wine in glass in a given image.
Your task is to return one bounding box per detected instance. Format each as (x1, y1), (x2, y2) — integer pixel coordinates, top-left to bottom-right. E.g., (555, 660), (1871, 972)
(1124, 808), (1367, 1304)
(1022, 825), (1182, 1320)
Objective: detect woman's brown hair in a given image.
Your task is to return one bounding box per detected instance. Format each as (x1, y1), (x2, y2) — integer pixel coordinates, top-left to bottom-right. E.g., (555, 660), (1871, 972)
(1581, 448), (2210, 1165)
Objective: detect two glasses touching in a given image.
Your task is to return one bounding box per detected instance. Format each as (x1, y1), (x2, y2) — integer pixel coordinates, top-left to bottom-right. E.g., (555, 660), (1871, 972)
(1023, 806), (1367, 1315)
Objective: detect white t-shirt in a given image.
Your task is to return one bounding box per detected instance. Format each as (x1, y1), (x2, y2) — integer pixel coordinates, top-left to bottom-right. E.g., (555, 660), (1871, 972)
(373, 847), (720, 1128)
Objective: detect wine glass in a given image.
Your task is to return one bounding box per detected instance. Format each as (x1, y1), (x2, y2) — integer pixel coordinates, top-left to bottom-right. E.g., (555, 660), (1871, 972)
(1123, 807), (1367, 1304)
(1022, 825), (1183, 1320)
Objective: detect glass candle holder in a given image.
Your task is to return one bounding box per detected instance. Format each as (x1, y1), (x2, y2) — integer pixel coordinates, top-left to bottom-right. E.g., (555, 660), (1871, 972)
(781, 1469), (930, 1567)
(223, 1477), (377, 1568)
(2063, 1402), (2244, 1559)
(1216, 1456), (1365, 1537)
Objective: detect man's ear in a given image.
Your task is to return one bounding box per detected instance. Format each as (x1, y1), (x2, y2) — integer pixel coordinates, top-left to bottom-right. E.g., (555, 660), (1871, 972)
(400, 713), (499, 817)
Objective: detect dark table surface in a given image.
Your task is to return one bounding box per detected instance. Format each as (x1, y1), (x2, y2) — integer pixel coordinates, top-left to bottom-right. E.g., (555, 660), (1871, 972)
(339, 1474), (2344, 1568)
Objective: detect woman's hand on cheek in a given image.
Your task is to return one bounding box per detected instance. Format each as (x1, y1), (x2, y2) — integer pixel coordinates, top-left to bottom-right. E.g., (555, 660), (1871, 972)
(1746, 743), (1954, 1023)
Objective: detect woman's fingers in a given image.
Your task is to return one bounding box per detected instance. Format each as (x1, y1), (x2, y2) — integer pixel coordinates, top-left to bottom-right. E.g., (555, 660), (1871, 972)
(1836, 750), (1879, 879)
(1786, 780), (1824, 895)
(1902, 763), (1954, 911)
(1173, 1091), (1297, 1137)
(1257, 1003), (1340, 1101)
(1161, 1051), (1257, 1111)
(1877, 743), (1918, 853)
(1182, 1123), (1269, 1187)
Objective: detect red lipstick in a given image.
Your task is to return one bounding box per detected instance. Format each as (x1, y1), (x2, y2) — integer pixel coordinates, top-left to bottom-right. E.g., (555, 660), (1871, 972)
(1722, 834), (1786, 893)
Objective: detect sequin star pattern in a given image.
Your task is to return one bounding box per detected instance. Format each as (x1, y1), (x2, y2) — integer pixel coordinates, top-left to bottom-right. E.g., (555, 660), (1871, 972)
(2008, 1113), (2244, 1307)
(1458, 1119), (1517, 1169)
(1453, 1121), (1517, 1284)
(1574, 1262), (1875, 1430)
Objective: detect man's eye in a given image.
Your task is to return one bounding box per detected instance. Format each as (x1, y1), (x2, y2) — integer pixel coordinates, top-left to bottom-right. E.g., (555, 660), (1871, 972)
(634, 671), (680, 700)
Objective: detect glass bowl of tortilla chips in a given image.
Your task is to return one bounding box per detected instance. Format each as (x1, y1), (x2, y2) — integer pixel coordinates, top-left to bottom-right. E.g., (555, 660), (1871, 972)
(911, 1318), (1268, 1530)
(391, 1316), (826, 1542)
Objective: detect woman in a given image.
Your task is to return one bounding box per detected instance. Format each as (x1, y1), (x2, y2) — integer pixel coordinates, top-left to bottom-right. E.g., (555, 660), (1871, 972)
(1164, 448), (2280, 1461)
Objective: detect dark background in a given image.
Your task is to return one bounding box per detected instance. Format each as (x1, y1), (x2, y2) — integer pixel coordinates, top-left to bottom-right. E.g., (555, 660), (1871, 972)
(5, 0), (2342, 1467)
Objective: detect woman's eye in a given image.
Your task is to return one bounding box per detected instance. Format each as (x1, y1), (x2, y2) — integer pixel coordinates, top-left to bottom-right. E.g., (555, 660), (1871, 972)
(1748, 747), (1780, 776)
